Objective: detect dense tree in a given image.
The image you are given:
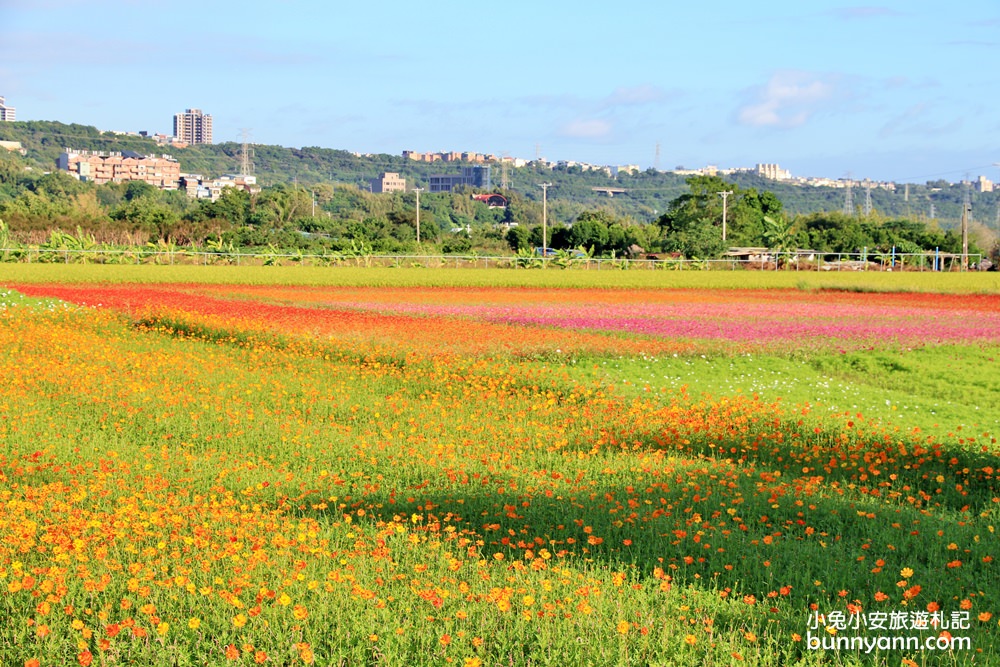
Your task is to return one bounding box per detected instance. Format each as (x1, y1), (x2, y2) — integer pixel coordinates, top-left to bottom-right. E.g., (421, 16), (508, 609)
(197, 187), (252, 227)
(506, 224), (530, 252)
(110, 197), (180, 237)
(569, 211), (613, 253)
(656, 176), (737, 257)
(123, 180), (157, 202)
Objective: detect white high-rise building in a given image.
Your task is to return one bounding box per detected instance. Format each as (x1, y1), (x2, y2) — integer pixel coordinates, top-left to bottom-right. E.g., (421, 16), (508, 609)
(0, 96), (15, 122)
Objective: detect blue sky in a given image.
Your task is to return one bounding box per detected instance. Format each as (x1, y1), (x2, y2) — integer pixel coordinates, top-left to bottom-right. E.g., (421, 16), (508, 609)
(1, 0), (998, 183)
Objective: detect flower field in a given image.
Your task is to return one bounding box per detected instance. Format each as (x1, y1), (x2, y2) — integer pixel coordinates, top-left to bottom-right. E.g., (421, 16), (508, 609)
(1, 270), (998, 666)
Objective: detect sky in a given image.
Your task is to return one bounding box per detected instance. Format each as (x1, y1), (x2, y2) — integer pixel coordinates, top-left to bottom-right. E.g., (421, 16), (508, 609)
(1, 0), (999, 184)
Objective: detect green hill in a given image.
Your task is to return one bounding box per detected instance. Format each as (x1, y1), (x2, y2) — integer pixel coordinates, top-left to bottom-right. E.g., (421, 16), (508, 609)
(1, 119), (996, 229)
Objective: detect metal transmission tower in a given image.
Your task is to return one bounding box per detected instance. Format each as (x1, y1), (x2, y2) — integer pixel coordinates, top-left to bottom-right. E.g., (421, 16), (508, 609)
(654, 142), (661, 171)
(238, 128), (255, 176)
(499, 153), (510, 190)
(842, 176), (854, 216)
(863, 179), (873, 216)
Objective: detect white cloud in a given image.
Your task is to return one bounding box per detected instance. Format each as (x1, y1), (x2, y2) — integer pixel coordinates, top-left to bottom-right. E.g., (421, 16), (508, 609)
(602, 85), (666, 107)
(878, 103), (963, 139)
(736, 71), (840, 129)
(559, 119), (613, 139)
(829, 6), (902, 20)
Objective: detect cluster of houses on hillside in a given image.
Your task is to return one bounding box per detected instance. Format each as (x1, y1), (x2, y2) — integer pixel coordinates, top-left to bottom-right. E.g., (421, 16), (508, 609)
(56, 149), (259, 201)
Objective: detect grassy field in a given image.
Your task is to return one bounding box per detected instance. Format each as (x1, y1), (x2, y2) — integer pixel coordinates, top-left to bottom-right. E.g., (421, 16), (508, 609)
(1, 268), (998, 666)
(3, 263), (1000, 292)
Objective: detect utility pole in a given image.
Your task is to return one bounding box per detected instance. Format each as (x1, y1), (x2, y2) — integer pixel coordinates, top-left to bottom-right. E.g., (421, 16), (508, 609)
(413, 188), (424, 244)
(311, 190), (316, 217)
(538, 183), (553, 258)
(717, 190), (733, 242)
(994, 163), (1000, 240)
(962, 199), (970, 271)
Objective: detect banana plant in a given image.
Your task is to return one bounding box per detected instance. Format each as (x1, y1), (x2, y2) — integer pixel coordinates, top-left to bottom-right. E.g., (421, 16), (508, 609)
(262, 243), (283, 266)
(341, 240), (373, 267)
(0, 219), (14, 262)
(514, 247), (542, 268)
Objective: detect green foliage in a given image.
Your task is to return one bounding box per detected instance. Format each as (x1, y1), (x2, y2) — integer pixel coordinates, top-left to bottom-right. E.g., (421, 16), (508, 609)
(440, 232), (472, 255)
(505, 225), (530, 252)
(762, 214), (795, 251)
(110, 197), (180, 236)
(799, 212), (977, 254)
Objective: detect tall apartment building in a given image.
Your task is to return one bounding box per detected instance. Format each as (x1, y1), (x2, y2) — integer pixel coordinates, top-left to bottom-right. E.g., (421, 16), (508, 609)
(173, 108), (213, 144)
(0, 96), (15, 122)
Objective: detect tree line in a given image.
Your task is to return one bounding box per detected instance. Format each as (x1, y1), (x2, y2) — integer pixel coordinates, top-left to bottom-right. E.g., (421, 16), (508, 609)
(0, 148), (991, 261)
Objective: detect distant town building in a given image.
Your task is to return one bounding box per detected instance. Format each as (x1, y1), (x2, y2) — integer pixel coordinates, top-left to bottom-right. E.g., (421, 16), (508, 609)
(755, 163), (791, 181)
(0, 96), (14, 122)
(179, 173), (259, 200)
(610, 165), (640, 178)
(370, 172), (406, 193)
(429, 166), (492, 193)
(173, 108), (213, 145)
(472, 193), (508, 208)
(403, 150), (498, 164)
(57, 149), (180, 189)
(975, 175), (994, 193)
(0, 140), (23, 153)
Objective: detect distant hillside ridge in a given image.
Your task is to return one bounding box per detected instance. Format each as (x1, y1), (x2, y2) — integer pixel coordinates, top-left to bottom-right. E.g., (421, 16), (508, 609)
(1, 119), (994, 226)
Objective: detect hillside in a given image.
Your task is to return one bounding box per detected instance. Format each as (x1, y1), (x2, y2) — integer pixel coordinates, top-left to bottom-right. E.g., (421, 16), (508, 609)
(1, 119), (996, 228)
